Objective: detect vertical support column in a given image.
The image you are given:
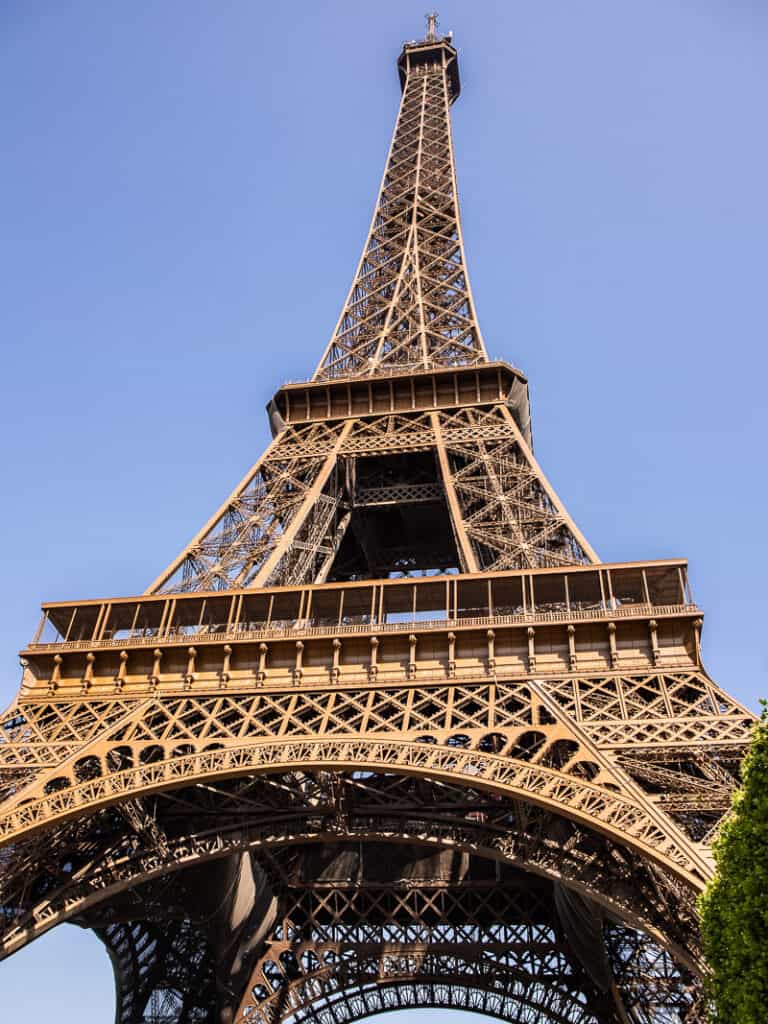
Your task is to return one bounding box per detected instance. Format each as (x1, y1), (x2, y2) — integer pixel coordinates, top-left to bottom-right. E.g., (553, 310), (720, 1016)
(527, 627), (536, 674)
(184, 647), (197, 689)
(96, 604), (112, 642)
(49, 654), (63, 694)
(408, 634), (418, 679)
(369, 636), (379, 680)
(115, 650), (129, 692)
(567, 624), (577, 672)
(257, 643), (269, 683)
(150, 648), (163, 689)
(641, 569), (651, 608)
(293, 641), (304, 684)
(91, 604), (106, 643)
(678, 567), (689, 606)
(220, 645), (232, 686)
(486, 629), (496, 674)
(607, 622), (618, 669)
(692, 618), (703, 669)
(649, 619), (661, 667)
(33, 613), (47, 645)
(331, 638), (342, 681)
(65, 608), (79, 642)
(81, 652), (95, 694)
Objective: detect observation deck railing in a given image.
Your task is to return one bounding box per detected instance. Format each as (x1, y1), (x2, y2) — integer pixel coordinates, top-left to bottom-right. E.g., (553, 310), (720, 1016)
(27, 601), (700, 654)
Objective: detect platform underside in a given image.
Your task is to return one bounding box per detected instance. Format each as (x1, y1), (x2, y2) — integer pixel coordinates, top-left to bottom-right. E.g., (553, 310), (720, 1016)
(82, 787), (705, 1024)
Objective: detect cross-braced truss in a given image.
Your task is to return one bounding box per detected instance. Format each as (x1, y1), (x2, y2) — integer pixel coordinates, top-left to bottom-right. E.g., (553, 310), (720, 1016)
(313, 36), (485, 379)
(150, 405), (596, 593)
(94, 884), (701, 1024)
(0, 19), (752, 1024)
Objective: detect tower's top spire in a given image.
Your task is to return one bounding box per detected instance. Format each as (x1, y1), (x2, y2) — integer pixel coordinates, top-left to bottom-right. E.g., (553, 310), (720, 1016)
(312, 14), (472, 380)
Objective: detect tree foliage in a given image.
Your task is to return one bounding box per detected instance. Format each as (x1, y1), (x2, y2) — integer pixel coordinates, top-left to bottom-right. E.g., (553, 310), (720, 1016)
(699, 702), (768, 1023)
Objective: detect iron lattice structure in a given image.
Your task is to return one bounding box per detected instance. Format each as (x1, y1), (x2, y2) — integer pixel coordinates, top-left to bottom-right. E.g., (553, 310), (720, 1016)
(0, 21), (753, 1024)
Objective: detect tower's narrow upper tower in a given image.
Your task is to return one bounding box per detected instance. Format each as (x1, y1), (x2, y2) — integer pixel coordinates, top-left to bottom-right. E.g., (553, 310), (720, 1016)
(314, 20), (487, 379)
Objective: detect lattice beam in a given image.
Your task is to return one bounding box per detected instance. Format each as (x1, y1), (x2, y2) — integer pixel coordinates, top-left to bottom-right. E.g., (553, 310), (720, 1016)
(314, 35), (486, 380)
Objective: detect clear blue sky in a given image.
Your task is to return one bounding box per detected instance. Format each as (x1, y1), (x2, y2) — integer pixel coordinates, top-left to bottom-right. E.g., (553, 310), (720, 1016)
(1, 2), (766, 1020)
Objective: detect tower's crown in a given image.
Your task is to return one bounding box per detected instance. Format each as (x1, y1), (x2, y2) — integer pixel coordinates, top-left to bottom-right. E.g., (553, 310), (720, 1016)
(398, 20), (460, 101)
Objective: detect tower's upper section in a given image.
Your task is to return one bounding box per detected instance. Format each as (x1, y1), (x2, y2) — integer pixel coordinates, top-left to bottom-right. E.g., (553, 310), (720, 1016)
(313, 21), (487, 380)
(397, 28), (460, 102)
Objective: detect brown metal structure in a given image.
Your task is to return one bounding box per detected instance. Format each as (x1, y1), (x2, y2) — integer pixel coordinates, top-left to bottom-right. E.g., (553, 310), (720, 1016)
(0, 19), (753, 1024)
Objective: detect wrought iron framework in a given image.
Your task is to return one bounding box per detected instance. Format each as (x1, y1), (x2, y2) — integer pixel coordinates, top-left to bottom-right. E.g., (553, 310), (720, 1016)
(0, 16), (751, 1024)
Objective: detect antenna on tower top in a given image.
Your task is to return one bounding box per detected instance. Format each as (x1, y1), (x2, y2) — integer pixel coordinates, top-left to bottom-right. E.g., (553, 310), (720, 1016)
(425, 11), (439, 41)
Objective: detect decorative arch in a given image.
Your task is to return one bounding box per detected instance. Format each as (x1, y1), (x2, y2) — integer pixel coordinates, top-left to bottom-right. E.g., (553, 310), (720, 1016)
(0, 766), (702, 977)
(259, 976), (598, 1024)
(0, 736), (712, 890)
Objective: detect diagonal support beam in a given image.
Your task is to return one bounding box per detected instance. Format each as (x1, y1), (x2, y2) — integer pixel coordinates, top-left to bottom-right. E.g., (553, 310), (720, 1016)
(431, 411), (478, 573)
(251, 420), (354, 587)
(526, 678), (714, 882)
(499, 405), (600, 564)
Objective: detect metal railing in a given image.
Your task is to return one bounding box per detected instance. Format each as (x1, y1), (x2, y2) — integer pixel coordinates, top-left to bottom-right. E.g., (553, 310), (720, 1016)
(27, 602), (700, 654)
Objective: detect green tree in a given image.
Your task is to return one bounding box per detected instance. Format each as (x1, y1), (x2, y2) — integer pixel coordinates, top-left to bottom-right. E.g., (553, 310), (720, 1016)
(699, 702), (768, 1023)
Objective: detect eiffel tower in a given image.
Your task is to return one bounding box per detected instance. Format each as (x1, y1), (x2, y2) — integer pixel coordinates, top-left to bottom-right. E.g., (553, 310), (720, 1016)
(0, 16), (754, 1024)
